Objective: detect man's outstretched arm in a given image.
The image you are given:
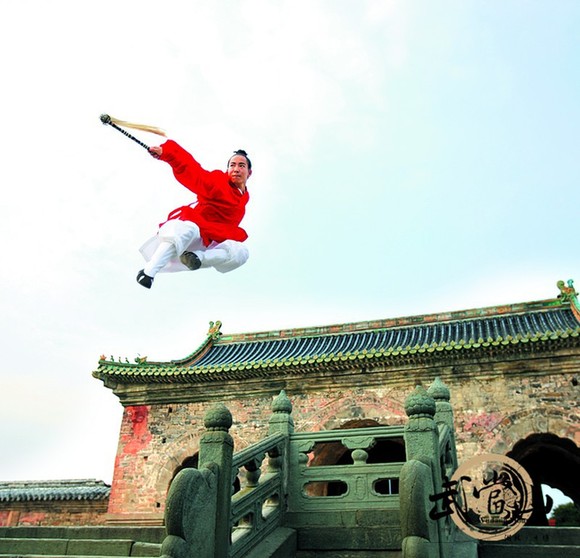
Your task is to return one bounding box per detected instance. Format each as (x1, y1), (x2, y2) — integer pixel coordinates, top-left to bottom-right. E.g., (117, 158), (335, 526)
(149, 141), (216, 197)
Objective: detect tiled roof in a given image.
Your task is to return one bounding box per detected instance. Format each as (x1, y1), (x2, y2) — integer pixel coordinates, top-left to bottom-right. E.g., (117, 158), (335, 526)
(93, 282), (580, 385)
(0, 479), (110, 502)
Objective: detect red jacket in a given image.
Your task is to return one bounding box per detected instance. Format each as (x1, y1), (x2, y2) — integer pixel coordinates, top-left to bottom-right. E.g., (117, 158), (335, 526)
(160, 140), (249, 246)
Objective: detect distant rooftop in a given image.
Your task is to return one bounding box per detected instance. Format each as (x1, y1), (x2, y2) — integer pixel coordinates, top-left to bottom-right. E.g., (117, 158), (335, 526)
(0, 479), (110, 502)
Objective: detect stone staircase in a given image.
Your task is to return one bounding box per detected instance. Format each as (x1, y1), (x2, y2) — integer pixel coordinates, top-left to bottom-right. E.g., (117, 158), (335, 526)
(295, 547), (401, 557)
(0, 526), (164, 558)
(0, 525), (404, 558)
(295, 551), (401, 557)
(2, 525), (579, 558)
(478, 526), (580, 558)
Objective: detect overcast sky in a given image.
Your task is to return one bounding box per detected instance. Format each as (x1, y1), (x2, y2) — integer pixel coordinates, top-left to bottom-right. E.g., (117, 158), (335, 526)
(1, 0), (578, 511)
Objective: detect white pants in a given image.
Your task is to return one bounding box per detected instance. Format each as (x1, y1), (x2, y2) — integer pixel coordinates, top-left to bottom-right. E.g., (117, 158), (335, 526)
(139, 220), (249, 278)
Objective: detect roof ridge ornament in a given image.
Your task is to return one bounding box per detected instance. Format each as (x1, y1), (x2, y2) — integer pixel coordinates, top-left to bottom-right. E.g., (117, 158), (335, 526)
(557, 279), (580, 321)
(207, 320), (223, 340)
(557, 279), (577, 301)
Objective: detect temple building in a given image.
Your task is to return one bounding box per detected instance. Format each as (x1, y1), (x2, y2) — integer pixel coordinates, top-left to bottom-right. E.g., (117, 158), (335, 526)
(91, 280), (579, 527)
(1, 281), (578, 557)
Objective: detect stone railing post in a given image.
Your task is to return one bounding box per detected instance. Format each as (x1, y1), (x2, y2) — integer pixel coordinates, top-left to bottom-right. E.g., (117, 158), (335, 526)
(400, 385), (441, 558)
(403, 385), (440, 474)
(198, 403), (234, 558)
(428, 377), (457, 471)
(268, 390), (294, 437)
(267, 390), (294, 512)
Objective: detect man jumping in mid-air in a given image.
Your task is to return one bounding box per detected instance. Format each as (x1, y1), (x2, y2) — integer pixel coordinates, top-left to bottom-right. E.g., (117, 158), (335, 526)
(136, 141), (252, 289)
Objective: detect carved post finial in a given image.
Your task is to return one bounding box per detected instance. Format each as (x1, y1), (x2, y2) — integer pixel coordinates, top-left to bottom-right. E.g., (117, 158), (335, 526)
(404, 385), (436, 419)
(204, 403), (233, 431)
(272, 389), (293, 414)
(427, 377), (450, 402)
(269, 390), (294, 435)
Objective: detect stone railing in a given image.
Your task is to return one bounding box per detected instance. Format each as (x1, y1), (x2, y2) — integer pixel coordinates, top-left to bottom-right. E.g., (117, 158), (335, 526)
(400, 378), (476, 558)
(287, 426), (405, 506)
(229, 390), (294, 558)
(161, 381), (465, 558)
(229, 431), (286, 558)
(287, 425), (405, 506)
(285, 425), (405, 551)
(160, 391), (294, 558)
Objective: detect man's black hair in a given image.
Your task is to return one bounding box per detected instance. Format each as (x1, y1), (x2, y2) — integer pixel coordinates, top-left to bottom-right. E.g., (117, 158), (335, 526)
(229, 149), (252, 170)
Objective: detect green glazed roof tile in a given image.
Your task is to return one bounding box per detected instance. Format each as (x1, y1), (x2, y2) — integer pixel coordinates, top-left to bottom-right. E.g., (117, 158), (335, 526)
(93, 287), (580, 384)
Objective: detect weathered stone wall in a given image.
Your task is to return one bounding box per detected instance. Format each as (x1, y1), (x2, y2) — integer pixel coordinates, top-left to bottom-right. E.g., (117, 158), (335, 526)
(451, 372), (578, 460)
(107, 399), (277, 522)
(106, 366), (579, 521)
(0, 501), (109, 527)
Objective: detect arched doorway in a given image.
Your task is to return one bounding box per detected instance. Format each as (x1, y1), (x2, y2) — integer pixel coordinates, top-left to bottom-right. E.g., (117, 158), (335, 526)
(507, 433), (580, 525)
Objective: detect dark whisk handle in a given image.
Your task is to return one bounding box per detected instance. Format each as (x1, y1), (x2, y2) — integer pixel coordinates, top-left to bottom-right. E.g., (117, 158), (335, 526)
(100, 114), (159, 157)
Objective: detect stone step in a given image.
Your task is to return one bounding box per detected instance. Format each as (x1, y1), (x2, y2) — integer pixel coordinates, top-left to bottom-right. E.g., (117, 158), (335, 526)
(0, 527), (165, 544)
(243, 527), (297, 558)
(126, 542), (161, 557)
(478, 544), (580, 558)
(0, 555), (129, 558)
(478, 526), (580, 558)
(0, 554), (161, 558)
(0, 538), (161, 557)
(296, 552), (402, 557)
(0, 539), (69, 556)
(487, 526), (580, 546)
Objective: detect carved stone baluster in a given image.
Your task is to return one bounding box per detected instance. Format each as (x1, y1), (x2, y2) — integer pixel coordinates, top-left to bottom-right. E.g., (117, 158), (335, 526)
(267, 441), (287, 476)
(351, 448), (369, 465)
(244, 455), (264, 488)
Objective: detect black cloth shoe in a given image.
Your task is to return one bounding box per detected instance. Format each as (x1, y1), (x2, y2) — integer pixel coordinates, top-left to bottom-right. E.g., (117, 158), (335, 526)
(180, 251), (202, 270)
(136, 269), (154, 289)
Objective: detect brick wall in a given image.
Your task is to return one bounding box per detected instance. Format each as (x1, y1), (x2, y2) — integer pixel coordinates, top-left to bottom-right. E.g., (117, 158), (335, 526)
(0, 500), (109, 527)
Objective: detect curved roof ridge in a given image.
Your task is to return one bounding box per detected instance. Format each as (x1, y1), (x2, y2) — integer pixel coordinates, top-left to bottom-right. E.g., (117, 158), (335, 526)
(217, 296), (573, 345)
(92, 281), (580, 385)
(0, 479), (110, 502)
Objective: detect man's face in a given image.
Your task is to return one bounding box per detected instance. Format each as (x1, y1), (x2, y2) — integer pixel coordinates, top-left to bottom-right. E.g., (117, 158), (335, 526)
(227, 155), (251, 188)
